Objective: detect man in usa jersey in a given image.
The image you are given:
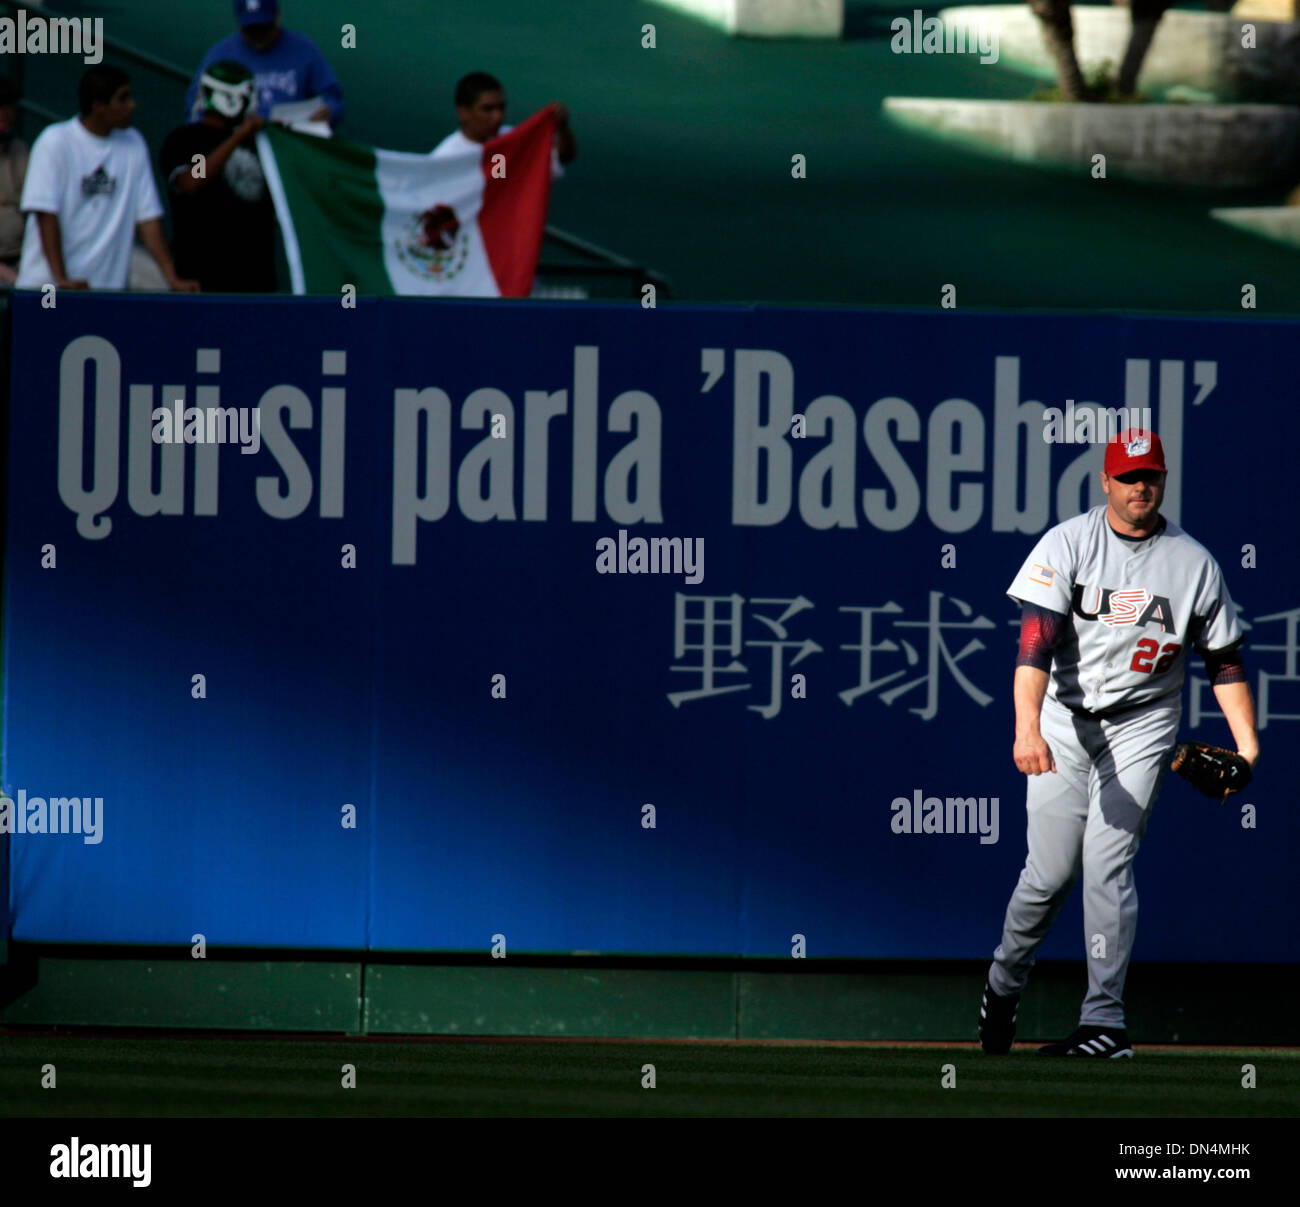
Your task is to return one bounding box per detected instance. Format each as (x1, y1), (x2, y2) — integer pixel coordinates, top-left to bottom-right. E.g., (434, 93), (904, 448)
(978, 428), (1260, 1059)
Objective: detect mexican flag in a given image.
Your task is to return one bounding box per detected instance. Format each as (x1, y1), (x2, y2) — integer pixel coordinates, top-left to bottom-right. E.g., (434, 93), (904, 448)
(258, 107), (556, 297)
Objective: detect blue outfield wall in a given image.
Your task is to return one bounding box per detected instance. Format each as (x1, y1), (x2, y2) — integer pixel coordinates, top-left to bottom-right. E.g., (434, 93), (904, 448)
(1, 294), (1296, 960)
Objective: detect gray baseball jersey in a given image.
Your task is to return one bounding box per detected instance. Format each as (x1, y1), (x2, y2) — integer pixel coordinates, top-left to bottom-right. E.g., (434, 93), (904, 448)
(1006, 504), (1244, 716)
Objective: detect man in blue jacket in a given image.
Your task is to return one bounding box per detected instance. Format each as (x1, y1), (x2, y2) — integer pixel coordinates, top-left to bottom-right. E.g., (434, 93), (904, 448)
(184, 0), (344, 129)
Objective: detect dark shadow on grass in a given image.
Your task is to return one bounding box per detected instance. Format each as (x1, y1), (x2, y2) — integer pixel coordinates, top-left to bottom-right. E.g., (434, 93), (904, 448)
(843, 1), (904, 41)
(0, 943), (38, 1014)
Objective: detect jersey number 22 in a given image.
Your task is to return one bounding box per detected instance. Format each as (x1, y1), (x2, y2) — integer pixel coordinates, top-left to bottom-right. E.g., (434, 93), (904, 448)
(1131, 639), (1181, 674)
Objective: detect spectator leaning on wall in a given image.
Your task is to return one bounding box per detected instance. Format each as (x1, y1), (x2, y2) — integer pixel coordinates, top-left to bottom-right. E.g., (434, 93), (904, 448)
(16, 65), (198, 293)
(185, 0), (344, 129)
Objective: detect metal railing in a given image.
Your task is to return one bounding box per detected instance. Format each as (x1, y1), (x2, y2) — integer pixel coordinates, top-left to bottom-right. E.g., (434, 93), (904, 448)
(0, 0), (672, 300)
(536, 226), (672, 300)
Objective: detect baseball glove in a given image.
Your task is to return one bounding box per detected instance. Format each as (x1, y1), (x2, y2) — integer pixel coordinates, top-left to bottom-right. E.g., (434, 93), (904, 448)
(1170, 742), (1253, 800)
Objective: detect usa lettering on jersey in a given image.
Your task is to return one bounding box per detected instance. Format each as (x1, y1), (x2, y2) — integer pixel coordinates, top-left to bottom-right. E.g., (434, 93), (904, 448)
(1071, 585), (1176, 633)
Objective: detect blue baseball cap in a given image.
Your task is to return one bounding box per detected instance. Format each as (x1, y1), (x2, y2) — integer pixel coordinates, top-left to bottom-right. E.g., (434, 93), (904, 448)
(234, 0), (279, 26)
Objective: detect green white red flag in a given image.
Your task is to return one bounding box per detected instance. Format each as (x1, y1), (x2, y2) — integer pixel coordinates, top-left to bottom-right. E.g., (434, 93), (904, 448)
(259, 107), (556, 297)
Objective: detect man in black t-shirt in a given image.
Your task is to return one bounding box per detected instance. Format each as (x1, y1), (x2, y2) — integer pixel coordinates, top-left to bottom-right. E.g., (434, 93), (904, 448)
(160, 60), (276, 293)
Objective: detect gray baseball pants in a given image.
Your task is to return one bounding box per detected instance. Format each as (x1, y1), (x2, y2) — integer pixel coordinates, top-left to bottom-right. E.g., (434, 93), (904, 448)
(987, 695), (1180, 1027)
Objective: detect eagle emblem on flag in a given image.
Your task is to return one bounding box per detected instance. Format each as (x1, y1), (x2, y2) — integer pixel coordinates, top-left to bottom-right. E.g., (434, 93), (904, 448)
(394, 204), (471, 281)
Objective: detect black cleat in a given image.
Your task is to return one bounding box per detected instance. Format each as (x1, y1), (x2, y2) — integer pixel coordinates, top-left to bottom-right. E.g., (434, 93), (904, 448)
(1037, 1025), (1134, 1058)
(978, 981), (1020, 1054)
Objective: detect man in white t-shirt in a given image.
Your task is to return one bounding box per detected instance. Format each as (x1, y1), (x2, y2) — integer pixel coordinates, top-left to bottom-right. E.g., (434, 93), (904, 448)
(428, 71), (575, 179)
(17, 65), (199, 292)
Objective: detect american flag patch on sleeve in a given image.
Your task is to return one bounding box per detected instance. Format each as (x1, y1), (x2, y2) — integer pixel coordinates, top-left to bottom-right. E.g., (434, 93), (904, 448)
(1029, 564), (1055, 587)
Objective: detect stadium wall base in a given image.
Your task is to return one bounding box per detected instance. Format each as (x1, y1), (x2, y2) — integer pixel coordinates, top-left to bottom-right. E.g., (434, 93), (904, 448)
(1, 950), (1295, 1044)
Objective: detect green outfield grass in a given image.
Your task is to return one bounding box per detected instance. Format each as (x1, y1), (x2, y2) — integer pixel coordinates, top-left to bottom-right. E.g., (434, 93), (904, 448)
(0, 1034), (1295, 1117)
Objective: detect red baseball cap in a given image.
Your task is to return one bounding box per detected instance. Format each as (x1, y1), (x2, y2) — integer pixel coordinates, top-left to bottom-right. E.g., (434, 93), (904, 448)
(1104, 428), (1166, 476)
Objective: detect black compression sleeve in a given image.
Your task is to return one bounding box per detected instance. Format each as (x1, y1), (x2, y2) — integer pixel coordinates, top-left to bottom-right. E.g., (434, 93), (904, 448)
(1016, 603), (1068, 672)
(1204, 646), (1246, 687)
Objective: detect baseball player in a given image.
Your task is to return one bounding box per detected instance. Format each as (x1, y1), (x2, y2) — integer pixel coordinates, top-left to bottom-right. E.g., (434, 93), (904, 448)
(979, 428), (1260, 1057)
